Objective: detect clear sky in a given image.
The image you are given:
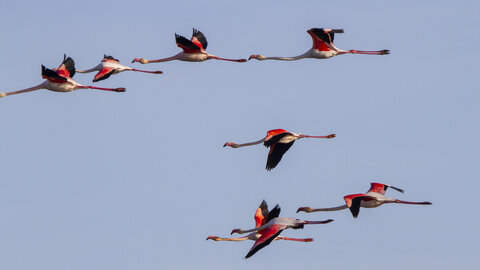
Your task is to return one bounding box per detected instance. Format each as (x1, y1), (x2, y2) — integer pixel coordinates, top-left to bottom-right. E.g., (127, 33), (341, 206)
(0, 0), (478, 269)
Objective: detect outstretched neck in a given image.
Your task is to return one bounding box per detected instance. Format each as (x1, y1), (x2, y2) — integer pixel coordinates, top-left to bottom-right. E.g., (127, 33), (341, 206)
(310, 205), (348, 212)
(0, 82), (45, 97)
(262, 51), (311, 61)
(148, 53), (182, 63)
(76, 64), (102, 73)
(224, 138), (265, 148)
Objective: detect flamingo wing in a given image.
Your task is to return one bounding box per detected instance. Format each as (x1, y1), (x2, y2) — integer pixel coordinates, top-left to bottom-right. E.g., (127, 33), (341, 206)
(307, 28), (343, 51)
(344, 194), (375, 218)
(93, 66), (116, 82)
(265, 204), (280, 223)
(263, 131), (290, 147)
(175, 33), (202, 53)
(56, 55), (76, 78)
(266, 141), (295, 170)
(42, 65), (67, 83)
(103, 55), (120, 62)
(245, 224), (285, 258)
(368, 182), (404, 194)
(191, 28), (207, 50)
(254, 200), (269, 227)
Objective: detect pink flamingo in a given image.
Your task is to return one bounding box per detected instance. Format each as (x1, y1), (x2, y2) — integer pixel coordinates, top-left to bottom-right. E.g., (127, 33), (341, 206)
(207, 200), (313, 243)
(249, 28), (390, 61)
(132, 28), (247, 64)
(230, 204), (333, 258)
(297, 182), (432, 218)
(0, 55), (125, 98)
(76, 55), (163, 82)
(223, 129), (335, 170)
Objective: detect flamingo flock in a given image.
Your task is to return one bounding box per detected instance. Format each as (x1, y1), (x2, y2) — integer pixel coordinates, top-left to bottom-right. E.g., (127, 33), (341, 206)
(2, 27), (433, 260)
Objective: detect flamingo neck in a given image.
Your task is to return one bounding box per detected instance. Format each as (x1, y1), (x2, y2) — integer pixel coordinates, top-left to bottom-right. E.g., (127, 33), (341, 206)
(1, 83), (45, 97)
(147, 54), (181, 63)
(230, 138), (265, 148)
(277, 236), (313, 242)
(310, 205), (348, 212)
(76, 64), (102, 73)
(260, 51), (311, 61)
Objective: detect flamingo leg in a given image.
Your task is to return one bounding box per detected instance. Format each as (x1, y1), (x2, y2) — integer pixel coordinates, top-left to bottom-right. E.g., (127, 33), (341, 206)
(275, 236), (313, 242)
(206, 236), (249, 241)
(394, 199), (432, 205)
(207, 56), (247, 62)
(348, 50), (390, 55)
(80, 86), (126, 92)
(304, 219), (334, 225)
(299, 134), (336, 139)
(130, 69), (163, 74)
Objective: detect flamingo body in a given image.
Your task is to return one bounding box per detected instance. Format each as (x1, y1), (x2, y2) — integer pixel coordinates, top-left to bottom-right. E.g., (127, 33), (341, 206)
(206, 201), (312, 248)
(132, 28), (247, 64)
(76, 55), (162, 82)
(297, 182), (432, 218)
(249, 28), (389, 61)
(223, 129), (335, 170)
(231, 213), (333, 258)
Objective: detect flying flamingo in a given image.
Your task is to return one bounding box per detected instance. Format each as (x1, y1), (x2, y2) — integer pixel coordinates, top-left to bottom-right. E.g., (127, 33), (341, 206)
(206, 200), (313, 243)
(131, 28), (247, 64)
(249, 28), (390, 61)
(231, 205), (333, 258)
(0, 55), (125, 98)
(297, 182), (432, 218)
(76, 55), (163, 82)
(223, 129), (335, 170)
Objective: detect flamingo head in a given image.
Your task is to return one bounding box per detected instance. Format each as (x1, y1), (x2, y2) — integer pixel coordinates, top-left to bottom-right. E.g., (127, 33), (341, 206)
(296, 207), (313, 213)
(206, 236), (219, 241)
(223, 142), (238, 148)
(381, 50), (390, 55)
(327, 134), (336, 138)
(248, 54), (266, 61)
(131, 58), (149, 64)
(230, 228), (243, 235)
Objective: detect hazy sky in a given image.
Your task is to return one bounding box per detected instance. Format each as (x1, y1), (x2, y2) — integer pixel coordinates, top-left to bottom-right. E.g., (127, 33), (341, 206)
(1, 1), (478, 269)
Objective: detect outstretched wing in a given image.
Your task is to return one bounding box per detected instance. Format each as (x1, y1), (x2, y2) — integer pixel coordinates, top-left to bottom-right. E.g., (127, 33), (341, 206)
(103, 55), (120, 62)
(245, 224), (285, 258)
(191, 28), (207, 50)
(266, 141), (295, 171)
(307, 28), (343, 51)
(344, 194), (375, 218)
(368, 182), (404, 195)
(175, 33), (202, 53)
(56, 54), (76, 78)
(42, 65), (67, 83)
(93, 67), (116, 82)
(254, 200), (270, 227)
(265, 204), (280, 223)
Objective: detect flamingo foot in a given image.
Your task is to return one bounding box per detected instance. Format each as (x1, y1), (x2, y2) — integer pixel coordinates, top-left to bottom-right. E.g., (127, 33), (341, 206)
(0, 92), (6, 98)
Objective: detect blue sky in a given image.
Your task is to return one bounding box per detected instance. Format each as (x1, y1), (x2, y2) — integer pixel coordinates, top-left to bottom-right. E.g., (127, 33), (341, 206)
(0, 1), (478, 269)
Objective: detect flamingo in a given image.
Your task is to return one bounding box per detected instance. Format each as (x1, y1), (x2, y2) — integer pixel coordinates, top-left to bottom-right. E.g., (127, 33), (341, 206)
(297, 182), (432, 218)
(76, 55), (163, 82)
(206, 200), (313, 243)
(131, 28), (247, 64)
(249, 28), (390, 61)
(223, 129), (335, 171)
(230, 205), (333, 258)
(0, 55), (125, 98)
